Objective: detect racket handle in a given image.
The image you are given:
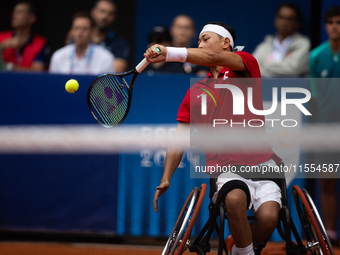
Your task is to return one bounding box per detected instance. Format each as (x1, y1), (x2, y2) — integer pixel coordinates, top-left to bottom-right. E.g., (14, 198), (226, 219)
(135, 58), (149, 73)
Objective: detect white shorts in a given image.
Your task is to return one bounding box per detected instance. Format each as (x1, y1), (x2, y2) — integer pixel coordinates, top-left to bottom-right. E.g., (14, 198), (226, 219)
(212, 159), (282, 212)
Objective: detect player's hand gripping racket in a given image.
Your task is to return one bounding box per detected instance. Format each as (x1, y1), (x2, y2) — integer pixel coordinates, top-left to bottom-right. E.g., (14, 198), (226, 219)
(87, 46), (161, 127)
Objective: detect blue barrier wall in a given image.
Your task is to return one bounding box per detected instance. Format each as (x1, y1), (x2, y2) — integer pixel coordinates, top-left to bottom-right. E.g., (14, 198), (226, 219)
(0, 72), (309, 241)
(0, 72), (119, 233)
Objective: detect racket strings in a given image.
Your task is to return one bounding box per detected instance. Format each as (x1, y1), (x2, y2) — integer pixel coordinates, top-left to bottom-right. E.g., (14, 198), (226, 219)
(89, 75), (129, 126)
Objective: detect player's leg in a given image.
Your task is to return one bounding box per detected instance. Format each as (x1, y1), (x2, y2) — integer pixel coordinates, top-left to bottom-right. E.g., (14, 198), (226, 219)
(249, 180), (282, 246)
(225, 189), (252, 248)
(250, 201), (280, 246)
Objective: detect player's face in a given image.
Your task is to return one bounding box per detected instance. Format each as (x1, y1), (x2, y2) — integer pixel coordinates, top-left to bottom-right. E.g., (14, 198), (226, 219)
(92, 0), (116, 31)
(198, 32), (226, 51)
(274, 6), (299, 38)
(325, 16), (340, 41)
(11, 3), (35, 29)
(72, 17), (92, 47)
(171, 16), (195, 47)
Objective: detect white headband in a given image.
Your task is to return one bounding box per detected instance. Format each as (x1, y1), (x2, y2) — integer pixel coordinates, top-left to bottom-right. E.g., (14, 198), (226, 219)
(200, 24), (235, 49)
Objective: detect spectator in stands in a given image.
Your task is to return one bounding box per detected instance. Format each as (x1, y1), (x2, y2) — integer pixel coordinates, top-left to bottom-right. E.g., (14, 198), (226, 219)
(170, 14), (208, 76)
(252, 2), (310, 77)
(91, 0), (131, 72)
(0, 49), (5, 70)
(49, 12), (114, 75)
(144, 25), (186, 76)
(0, 1), (48, 71)
(170, 14), (196, 48)
(309, 5), (340, 247)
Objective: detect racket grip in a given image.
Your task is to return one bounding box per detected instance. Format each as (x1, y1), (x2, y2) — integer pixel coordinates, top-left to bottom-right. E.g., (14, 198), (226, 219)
(135, 58), (149, 73)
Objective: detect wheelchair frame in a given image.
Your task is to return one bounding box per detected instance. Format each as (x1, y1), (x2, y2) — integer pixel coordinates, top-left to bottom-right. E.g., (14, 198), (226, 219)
(161, 179), (335, 255)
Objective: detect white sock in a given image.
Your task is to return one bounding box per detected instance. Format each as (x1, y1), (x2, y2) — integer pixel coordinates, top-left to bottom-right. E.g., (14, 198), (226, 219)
(237, 243), (254, 255)
(231, 244), (238, 255)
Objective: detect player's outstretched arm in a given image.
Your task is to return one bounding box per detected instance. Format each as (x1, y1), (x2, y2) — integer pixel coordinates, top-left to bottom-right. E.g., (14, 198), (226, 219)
(186, 48), (245, 71)
(144, 44), (246, 72)
(153, 122), (189, 213)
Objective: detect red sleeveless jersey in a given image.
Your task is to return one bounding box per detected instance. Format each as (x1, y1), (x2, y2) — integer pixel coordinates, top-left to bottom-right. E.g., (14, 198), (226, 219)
(177, 51), (281, 167)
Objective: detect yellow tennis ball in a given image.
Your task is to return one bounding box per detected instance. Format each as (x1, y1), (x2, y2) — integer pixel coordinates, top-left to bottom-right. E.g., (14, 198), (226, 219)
(65, 79), (79, 93)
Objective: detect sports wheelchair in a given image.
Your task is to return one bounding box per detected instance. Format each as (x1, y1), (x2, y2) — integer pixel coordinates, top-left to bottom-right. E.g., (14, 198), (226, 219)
(161, 176), (335, 255)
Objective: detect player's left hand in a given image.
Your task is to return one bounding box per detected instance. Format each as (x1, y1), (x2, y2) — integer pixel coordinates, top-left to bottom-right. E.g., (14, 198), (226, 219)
(153, 180), (170, 213)
(144, 44), (167, 63)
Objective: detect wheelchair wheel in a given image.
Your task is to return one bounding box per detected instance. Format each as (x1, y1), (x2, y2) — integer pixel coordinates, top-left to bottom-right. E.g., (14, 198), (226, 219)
(293, 185), (334, 255)
(161, 183), (207, 255)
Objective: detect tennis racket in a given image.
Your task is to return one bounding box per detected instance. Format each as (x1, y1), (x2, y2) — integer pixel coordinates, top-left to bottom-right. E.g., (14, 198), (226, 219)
(87, 47), (161, 127)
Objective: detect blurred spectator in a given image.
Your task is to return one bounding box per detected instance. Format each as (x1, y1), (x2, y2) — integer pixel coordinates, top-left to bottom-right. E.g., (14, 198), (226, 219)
(91, 0), (130, 72)
(49, 12), (114, 75)
(0, 49), (5, 70)
(170, 14), (196, 48)
(309, 5), (340, 246)
(144, 25), (186, 76)
(0, 1), (48, 71)
(170, 14), (208, 76)
(252, 2), (310, 77)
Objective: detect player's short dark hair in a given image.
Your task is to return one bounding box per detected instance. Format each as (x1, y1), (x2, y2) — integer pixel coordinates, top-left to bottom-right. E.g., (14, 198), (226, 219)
(325, 5), (340, 22)
(276, 2), (302, 22)
(15, 1), (36, 16)
(72, 11), (95, 28)
(205, 22), (236, 48)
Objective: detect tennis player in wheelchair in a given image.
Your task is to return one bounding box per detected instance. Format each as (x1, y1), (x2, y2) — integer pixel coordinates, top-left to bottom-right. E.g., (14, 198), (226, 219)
(145, 22), (285, 255)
